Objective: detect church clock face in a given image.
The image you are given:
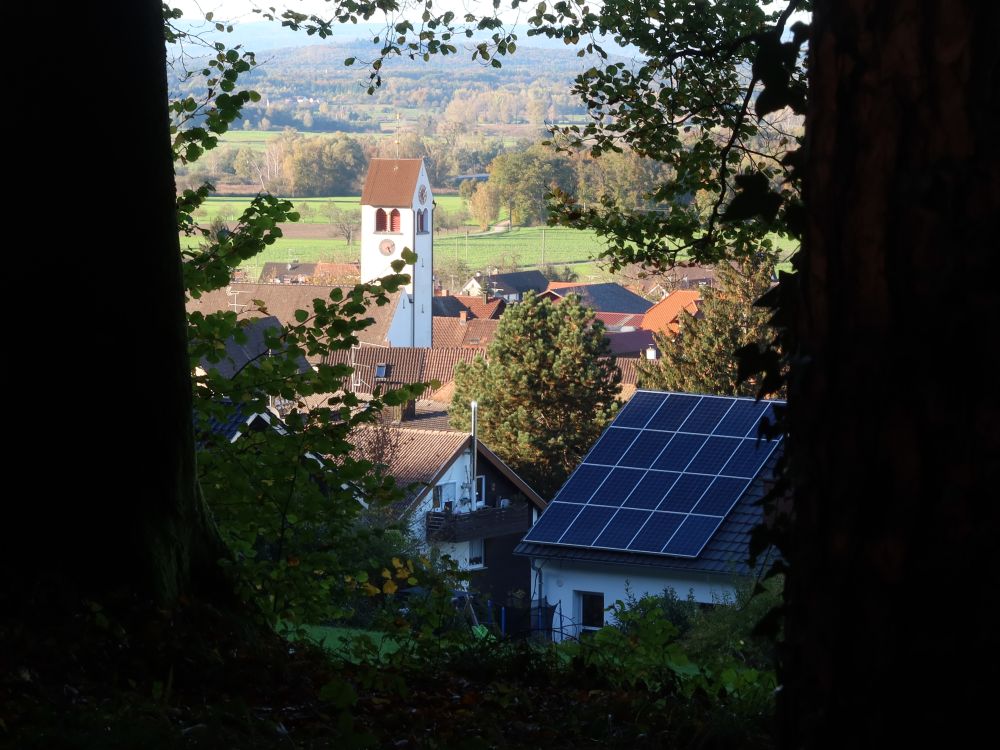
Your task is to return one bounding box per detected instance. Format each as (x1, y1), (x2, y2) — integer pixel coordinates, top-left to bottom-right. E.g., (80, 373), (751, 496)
(379, 238), (396, 256)
(418, 185), (428, 205)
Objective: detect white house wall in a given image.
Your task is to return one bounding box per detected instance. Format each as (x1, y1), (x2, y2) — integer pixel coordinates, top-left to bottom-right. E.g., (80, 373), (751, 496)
(534, 557), (739, 641)
(386, 292), (413, 347)
(405, 446), (475, 543)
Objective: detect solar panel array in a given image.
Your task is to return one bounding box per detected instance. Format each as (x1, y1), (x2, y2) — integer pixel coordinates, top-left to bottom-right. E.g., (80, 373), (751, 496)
(524, 391), (782, 558)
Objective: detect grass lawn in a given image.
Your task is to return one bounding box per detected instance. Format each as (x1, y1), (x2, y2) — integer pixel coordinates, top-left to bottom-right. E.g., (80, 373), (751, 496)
(294, 625), (403, 663)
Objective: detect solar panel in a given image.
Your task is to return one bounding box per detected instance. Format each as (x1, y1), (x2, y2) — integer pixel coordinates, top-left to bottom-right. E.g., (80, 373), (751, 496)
(588, 468), (645, 506)
(652, 433), (708, 472)
(662, 515), (724, 556)
(523, 390), (783, 560)
(523, 502), (583, 543)
(614, 391), (667, 428)
(623, 471), (681, 509)
(552, 464), (610, 503)
(593, 509), (652, 548)
(559, 505), (618, 546)
(619, 430), (674, 469)
(585, 427), (639, 465)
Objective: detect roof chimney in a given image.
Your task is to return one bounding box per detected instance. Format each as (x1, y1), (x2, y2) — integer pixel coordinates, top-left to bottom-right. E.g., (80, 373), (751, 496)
(459, 310), (468, 325)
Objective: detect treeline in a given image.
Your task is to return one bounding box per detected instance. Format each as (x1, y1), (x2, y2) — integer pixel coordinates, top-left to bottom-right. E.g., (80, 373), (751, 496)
(169, 42), (593, 135)
(176, 130), (508, 196)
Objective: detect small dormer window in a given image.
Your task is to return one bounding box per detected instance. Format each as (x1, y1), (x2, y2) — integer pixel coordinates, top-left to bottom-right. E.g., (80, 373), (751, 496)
(374, 363), (388, 378)
(375, 208), (387, 232)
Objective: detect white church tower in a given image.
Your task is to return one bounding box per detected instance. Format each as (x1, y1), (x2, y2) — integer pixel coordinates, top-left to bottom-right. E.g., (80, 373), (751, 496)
(359, 158), (434, 347)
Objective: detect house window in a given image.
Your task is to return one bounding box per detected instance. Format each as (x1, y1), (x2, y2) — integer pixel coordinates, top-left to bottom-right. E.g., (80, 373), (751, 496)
(432, 482), (456, 511)
(475, 475), (486, 508)
(374, 363), (388, 379)
(468, 538), (484, 568)
(375, 208), (387, 232)
(390, 209), (401, 232)
(577, 591), (604, 638)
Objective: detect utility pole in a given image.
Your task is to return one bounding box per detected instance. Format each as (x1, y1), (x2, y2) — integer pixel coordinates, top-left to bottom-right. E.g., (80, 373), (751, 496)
(541, 228), (545, 267)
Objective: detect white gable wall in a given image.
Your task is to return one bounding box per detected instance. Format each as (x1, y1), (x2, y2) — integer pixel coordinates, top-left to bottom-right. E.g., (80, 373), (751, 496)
(532, 557), (739, 642)
(404, 446), (482, 569)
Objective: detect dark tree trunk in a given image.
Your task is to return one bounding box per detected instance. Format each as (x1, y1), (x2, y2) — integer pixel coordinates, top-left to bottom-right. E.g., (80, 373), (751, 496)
(5, 0), (225, 609)
(783, 1), (998, 745)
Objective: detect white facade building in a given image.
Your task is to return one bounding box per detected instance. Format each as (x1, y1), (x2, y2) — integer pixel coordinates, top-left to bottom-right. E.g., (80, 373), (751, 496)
(359, 159), (434, 347)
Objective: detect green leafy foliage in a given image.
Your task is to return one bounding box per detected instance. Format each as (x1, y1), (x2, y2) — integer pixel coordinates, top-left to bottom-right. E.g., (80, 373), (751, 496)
(166, 4), (435, 630)
(638, 252), (782, 396)
(450, 293), (621, 496)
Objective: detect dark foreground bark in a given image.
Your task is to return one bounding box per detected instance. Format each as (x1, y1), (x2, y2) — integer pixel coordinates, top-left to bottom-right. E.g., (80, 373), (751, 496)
(782, 2), (998, 746)
(3, 0), (224, 611)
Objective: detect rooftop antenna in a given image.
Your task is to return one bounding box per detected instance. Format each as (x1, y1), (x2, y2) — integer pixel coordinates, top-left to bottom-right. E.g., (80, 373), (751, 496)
(226, 287), (249, 314)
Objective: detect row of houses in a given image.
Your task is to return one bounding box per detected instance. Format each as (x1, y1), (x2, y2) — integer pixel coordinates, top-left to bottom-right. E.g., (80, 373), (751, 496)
(193, 159), (772, 641)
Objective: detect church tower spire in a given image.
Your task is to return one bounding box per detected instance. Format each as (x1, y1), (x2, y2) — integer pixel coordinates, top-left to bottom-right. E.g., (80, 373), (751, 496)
(359, 158), (433, 347)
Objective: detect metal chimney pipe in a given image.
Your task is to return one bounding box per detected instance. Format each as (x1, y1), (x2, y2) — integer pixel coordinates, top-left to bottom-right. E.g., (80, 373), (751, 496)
(470, 400), (478, 503)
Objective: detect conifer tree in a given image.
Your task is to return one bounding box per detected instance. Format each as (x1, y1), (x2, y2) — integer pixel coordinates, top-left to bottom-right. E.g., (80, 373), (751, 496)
(450, 293), (621, 497)
(638, 253), (777, 396)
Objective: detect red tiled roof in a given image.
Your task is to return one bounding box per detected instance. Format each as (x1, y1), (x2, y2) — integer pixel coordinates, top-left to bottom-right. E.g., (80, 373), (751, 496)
(432, 317), (499, 348)
(360, 159), (423, 207)
(351, 425), (470, 490)
(454, 295), (506, 320)
(323, 346), (488, 400)
(642, 290), (701, 334)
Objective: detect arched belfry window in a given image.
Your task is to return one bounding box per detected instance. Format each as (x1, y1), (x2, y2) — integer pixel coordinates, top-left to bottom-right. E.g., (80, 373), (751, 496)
(375, 208), (387, 232)
(390, 209), (401, 232)
(425, 208), (431, 233)
(417, 209), (427, 234)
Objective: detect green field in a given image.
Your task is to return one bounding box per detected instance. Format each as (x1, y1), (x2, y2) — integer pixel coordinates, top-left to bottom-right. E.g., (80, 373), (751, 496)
(184, 194), (798, 277)
(192, 195), (469, 223)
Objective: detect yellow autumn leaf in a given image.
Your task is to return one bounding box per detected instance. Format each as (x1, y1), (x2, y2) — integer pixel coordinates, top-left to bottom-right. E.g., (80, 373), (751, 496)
(382, 579), (398, 595)
(381, 568), (392, 579)
(362, 582), (380, 596)
(391, 556), (403, 569)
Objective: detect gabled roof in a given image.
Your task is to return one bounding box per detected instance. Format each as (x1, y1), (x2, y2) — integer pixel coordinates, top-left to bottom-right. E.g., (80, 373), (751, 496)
(478, 270), (549, 296)
(360, 159), (424, 207)
(431, 295), (506, 320)
(432, 317), (499, 348)
(642, 290), (701, 334)
(515, 390), (784, 575)
(515, 454), (779, 576)
(349, 426), (546, 512)
(186, 283), (402, 348)
(544, 282), (653, 314)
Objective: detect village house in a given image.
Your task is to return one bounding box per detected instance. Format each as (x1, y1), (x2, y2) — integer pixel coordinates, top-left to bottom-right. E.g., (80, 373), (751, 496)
(515, 389), (782, 641)
(350, 421), (547, 632)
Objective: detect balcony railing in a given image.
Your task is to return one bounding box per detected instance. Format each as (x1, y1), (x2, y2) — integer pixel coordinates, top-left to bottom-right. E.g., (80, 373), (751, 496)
(425, 502), (533, 543)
